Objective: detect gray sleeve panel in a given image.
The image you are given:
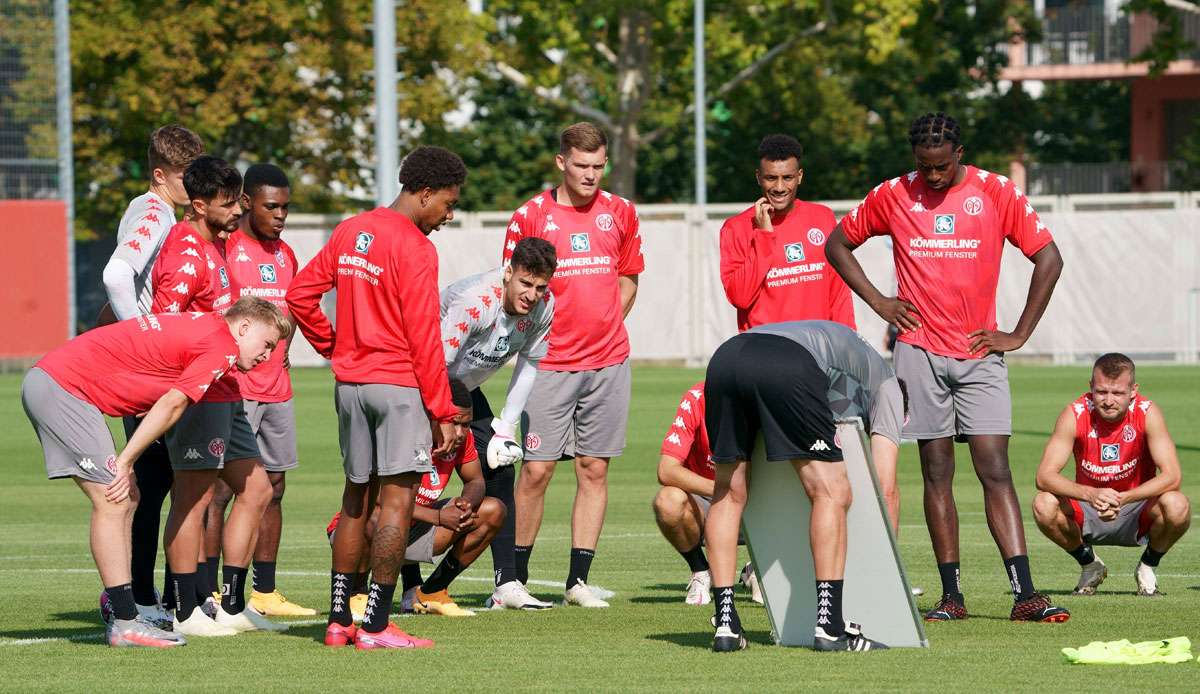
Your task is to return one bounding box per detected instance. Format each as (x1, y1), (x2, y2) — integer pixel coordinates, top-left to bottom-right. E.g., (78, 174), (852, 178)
(869, 376), (904, 445)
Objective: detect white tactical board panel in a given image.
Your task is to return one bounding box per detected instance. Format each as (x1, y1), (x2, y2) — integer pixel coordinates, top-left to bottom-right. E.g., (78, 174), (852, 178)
(742, 419), (928, 648)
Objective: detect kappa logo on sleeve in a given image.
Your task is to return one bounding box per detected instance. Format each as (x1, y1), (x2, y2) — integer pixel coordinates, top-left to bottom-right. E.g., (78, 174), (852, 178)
(1100, 443), (1120, 462)
(784, 242), (805, 263)
(259, 264), (277, 284)
(570, 233), (590, 253)
(354, 231), (375, 254)
(933, 214), (956, 235)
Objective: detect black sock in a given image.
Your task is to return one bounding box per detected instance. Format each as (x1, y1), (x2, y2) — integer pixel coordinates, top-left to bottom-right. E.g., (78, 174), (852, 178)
(1067, 543), (1096, 566)
(937, 562), (963, 601)
(174, 572), (199, 621)
(566, 547), (595, 590)
(161, 563), (176, 612)
(130, 435), (171, 606)
(205, 556), (221, 595)
(680, 543), (709, 573)
(221, 565), (249, 614)
(361, 581), (396, 633)
(329, 571), (353, 627)
(400, 563), (423, 593)
(351, 571), (370, 595)
(194, 576), (211, 609)
(105, 583), (138, 621)
(423, 553), (466, 594)
(712, 586), (741, 633)
(1141, 546), (1166, 568)
(514, 544), (533, 585)
(816, 580), (845, 637)
(1004, 555), (1035, 600)
(252, 560), (277, 594)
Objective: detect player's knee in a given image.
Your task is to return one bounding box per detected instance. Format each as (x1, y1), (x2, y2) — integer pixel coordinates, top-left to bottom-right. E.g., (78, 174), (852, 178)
(1031, 491), (1062, 525)
(478, 497), (507, 527)
(210, 482), (234, 508)
(269, 474), (286, 504)
(520, 463), (554, 491)
(828, 475), (852, 510)
(975, 461), (1014, 490)
(576, 457), (609, 486)
(652, 486), (688, 522)
(1159, 492), (1191, 530)
(241, 470), (273, 511)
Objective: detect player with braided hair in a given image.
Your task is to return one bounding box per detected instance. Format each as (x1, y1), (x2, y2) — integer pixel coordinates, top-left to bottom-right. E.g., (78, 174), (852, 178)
(826, 112), (1070, 623)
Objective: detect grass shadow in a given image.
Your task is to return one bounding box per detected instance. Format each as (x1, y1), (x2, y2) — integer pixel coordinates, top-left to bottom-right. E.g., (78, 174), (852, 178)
(646, 629), (775, 650)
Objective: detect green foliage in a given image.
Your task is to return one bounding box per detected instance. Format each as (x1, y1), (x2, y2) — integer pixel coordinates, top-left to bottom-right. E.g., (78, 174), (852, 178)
(1125, 0), (1199, 76)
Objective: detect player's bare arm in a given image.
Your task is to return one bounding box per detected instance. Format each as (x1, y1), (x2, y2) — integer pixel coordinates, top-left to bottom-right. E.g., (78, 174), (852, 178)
(1035, 406), (1120, 512)
(619, 274), (639, 317)
(826, 225), (921, 332)
(456, 458), (487, 511)
(968, 241), (1063, 355)
(1119, 403), (1182, 505)
(657, 454), (715, 498)
(105, 388), (191, 502)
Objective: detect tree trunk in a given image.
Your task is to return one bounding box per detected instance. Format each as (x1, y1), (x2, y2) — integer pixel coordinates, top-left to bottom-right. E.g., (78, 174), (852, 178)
(608, 9), (652, 200)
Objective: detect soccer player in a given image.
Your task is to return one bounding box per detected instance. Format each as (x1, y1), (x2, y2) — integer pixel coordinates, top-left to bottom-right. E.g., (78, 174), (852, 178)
(719, 134), (855, 332)
(200, 164), (315, 617)
(1032, 353), (1190, 596)
(22, 297), (287, 648)
(703, 320), (900, 652)
(326, 387), (508, 618)
(501, 122), (644, 608)
(150, 156), (284, 637)
(99, 124), (204, 626)
(826, 112), (1070, 623)
(288, 145), (467, 650)
(440, 236), (559, 609)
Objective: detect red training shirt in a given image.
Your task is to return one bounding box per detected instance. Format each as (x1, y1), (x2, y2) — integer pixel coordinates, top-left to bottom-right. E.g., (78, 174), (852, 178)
(1070, 392), (1157, 493)
(225, 228), (298, 402)
(150, 221), (240, 401)
(36, 312), (238, 417)
(660, 381), (714, 481)
(287, 207), (456, 422)
(501, 189), (644, 371)
(840, 166), (1053, 359)
(720, 201), (855, 332)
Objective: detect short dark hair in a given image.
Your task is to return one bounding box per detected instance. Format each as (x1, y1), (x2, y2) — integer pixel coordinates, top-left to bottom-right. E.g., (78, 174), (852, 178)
(758, 134), (803, 165)
(908, 112), (962, 149)
(1093, 353), (1136, 382)
(398, 145), (467, 192)
(448, 379), (472, 409)
(243, 164), (290, 198)
(148, 124), (203, 174)
(560, 122), (608, 155)
(184, 155), (242, 203)
(510, 237), (557, 279)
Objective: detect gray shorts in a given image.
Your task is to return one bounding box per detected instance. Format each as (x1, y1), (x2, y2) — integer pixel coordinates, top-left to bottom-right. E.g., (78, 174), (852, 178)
(689, 493), (712, 519)
(334, 382), (434, 483)
(22, 368), (118, 485)
(166, 401), (261, 471)
(893, 341), (1011, 439)
(244, 399), (299, 473)
(1074, 497), (1152, 547)
(522, 360), (631, 461)
(404, 499), (450, 564)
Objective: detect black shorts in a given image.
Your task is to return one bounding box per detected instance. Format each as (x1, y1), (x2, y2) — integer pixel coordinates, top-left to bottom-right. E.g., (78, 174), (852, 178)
(704, 332), (842, 464)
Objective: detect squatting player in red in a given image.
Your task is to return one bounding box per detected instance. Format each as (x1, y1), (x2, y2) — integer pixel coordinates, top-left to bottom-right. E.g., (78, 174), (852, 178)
(501, 122), (644, 608)
(719, 134), (854, 332)
(21, 298), (287, 648)
(150, 156), (284, 637)
(289, 145), (466, 650)
(1033, 353), (1190, 596)
(826, 112), (1069, 623)
(203, 163), (315, 618)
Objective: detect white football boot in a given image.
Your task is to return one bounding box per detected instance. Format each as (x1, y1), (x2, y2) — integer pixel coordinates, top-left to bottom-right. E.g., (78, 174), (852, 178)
(563, 579), (610, 608)
(685, 571), (712, 605)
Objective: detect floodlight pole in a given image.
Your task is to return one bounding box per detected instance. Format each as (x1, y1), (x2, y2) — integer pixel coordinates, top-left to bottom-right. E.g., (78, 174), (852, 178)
(688, 0), (706, 365)
(374, 0), (398, 207)
(55, 0), (75, 336)
(693, 0), (706, 208)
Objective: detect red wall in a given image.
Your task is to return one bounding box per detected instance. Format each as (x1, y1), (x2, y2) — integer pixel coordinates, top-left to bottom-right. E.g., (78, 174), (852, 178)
(0, 200), (70, 358)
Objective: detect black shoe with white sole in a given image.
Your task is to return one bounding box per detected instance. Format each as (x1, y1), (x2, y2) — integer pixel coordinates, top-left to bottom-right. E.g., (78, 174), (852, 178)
(712, 625), (747, 652)
(812, 622), (889, 652)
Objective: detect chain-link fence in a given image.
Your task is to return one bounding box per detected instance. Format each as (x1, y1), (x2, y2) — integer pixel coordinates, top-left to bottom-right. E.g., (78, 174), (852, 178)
(0, 0), (61, 200)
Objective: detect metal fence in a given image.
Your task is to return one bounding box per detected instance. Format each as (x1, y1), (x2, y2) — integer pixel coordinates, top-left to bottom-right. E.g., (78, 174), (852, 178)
(1027, 160), (1193, 195)
(0, 0), (60, 199)
(1026, 3), (1200, 66)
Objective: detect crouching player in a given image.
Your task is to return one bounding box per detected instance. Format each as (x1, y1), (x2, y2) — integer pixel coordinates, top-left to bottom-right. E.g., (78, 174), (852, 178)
(1033, 353), (1190, 596)
(327, 386), (506, 617)
(21, 298), (286, 648)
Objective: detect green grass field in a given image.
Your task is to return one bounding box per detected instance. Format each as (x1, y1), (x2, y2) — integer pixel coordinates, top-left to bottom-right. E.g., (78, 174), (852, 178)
(2, 365), (1199, 691)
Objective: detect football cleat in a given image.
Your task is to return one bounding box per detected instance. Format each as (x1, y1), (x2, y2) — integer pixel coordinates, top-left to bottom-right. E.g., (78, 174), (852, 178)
(1135, 561), (1162, 597)
(400, 587), (417, 614)
(487, 580), (554, 610)
(99, 591), (114, 626)
(413, 588), (476, 617)
(200, 596), (218, 620)
(589, 584), (617, 600)
(173, 609), (238, 637)
(324, 622), (357, 647)
(214, 605), (289, 632)
(924, 594), (968, 621)
(1010, 592), (1070, 622)
(685, 570), (712, 606)
(1072, 558), (1108, 595)
(813, 623), (889, 652)
(712, 625), (747, 652)
(355, 622), (434, 650)
(740, 563), (763, 605)
(350, 593), (368, 622)
(910, 586), (925, 597)
(563, 579), (610, 608)
(107, 617), (186, 648)
(250, 589), (317, 616)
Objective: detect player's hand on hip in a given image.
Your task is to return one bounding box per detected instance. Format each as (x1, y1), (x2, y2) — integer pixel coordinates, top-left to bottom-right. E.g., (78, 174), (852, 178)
(752, 198), (774, 231)
(871, 296), (921, 333)
(967, 329), (1024, 356)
